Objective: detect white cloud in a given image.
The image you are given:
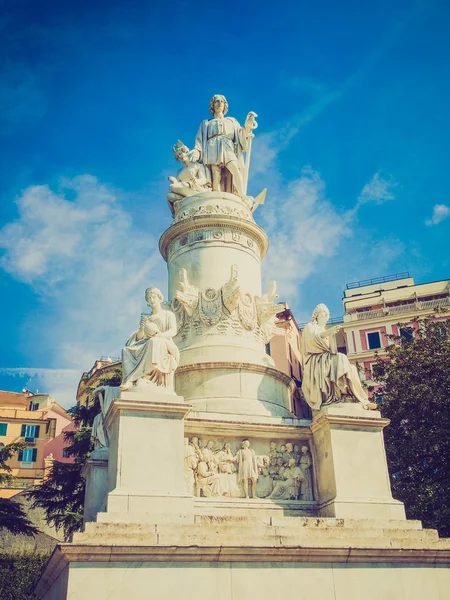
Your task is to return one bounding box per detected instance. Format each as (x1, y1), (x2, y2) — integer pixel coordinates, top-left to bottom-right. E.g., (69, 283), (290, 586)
(260, 166), (350, 298)
(425, 204), (450, 226)
(357, 172), (397, 205)
(0, 175), (166, 378)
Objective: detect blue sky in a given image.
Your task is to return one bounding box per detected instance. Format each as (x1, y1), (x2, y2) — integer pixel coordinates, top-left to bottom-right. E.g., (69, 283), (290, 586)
(0, 0), (449, 405)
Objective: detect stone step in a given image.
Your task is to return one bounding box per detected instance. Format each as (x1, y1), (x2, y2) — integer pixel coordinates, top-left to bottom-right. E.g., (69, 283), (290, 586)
(74, 528), (448, 550)
(80, 522), (439, 546)
(194, 514), (424, 531)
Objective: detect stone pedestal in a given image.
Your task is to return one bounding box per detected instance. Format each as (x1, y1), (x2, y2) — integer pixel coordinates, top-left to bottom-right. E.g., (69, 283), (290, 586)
(310, 404), (406, 519)
(102, 389), (194, 523)
(81, 449), (109, 523)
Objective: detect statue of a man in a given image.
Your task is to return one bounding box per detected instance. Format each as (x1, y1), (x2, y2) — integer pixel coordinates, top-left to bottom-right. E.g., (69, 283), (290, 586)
(301, 303), (377, 411)
(121, 287), (180, 391)
(190, 94), (257, 199)
(235, 439), (258, 498)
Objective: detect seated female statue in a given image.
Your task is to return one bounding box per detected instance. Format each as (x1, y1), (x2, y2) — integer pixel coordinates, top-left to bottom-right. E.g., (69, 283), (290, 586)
(121, 287), (180, 391)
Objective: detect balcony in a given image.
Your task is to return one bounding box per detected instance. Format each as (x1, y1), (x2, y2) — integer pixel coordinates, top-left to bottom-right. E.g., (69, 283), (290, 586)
(346, 296), (450, 322)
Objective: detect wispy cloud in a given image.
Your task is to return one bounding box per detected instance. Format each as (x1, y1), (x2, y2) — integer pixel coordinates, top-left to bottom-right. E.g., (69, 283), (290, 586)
(258, 166), (351, 298)
(357, 172), (398, 205)
(425, 204), (450, 226)
(0, 175), (165, 374)
(0, 368), (81, 408)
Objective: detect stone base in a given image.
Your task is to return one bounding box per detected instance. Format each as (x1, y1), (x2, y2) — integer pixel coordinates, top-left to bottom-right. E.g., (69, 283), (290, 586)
(311, 403), (406, 520)
(102, 387), (193, 524)
(81, 453), (109, 523)
(36, 515), (450, 600)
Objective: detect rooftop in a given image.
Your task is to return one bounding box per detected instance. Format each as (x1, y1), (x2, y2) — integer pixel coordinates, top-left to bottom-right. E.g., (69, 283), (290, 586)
(346, 272), (411, 290)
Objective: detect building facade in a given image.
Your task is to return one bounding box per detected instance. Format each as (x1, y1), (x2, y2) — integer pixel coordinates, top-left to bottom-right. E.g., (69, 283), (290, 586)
(0, 390), (74, 498)
(340, 273), (450, 388)
(76, 357), (122, 406)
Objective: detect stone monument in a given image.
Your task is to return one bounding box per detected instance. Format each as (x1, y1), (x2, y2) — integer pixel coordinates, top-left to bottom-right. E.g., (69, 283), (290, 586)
(36, 94), (450, 600)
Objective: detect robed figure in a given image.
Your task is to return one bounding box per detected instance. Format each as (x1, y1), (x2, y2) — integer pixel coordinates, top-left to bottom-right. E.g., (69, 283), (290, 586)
(121, 287), (180, 391)
(301, 304), (376, 411)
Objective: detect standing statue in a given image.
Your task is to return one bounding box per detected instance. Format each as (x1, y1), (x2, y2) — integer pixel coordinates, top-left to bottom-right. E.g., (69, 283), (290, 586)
(235, 439), (258, 498)
(190, 94), (257, 199)
(299, 446), (314, 501)
(121, 287), (180, 391)
(91, 386), (120, 449)
(301, 304), (377, 410)
(167, 140), (211, 215)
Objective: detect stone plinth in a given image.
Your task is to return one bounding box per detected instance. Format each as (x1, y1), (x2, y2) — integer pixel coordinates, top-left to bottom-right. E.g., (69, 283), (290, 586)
(81, 449), (108, 523)
(311, 404), (406, 519)
(36, 514), (450, 600)
(102, 389), (193, 523)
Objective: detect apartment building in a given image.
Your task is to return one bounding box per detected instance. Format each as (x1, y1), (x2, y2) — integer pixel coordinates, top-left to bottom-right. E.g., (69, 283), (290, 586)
(340, 273), (450, 387)
(76, 357), (122, 406)
(0, 390), (74, 498)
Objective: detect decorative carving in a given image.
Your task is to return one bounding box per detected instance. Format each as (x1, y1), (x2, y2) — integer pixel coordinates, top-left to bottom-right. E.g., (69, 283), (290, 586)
(173, 269), (199, 329)
(173, 266), (283, 344)
(199, 287), (223, 326)
(174, 203), (252, 223)
(184, 438), (314, 500)
(222, 265), (240, 313)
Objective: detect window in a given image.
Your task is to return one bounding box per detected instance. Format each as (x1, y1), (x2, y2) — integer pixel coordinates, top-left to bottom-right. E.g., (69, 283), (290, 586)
(29, 402), (39, 411)
(0, 423), (7, 436)
(46, 419), (56, 438)
(62, 447), (71, 458)
(20, 424), (40, 439)
(400, 327), (414, 342)
(265, 343), (271, 356)
(367, 331), (381, 349)
(18, 448), (38, 462)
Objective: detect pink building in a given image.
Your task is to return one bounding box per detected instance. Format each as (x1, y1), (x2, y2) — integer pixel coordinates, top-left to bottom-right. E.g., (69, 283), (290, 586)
(340, 273), (450, 390)
(0, 390), (74, 498)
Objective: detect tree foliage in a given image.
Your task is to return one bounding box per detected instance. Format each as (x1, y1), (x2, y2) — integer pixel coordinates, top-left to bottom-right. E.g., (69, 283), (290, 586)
(373, 313), (450, 537)
(0, 443), (39, 537)
(26, 372), (121, 541)
(0, 551), (49, 600)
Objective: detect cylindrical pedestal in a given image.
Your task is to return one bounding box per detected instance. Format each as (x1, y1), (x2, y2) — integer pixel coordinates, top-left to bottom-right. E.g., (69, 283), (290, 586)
(159, 192), (294, 417)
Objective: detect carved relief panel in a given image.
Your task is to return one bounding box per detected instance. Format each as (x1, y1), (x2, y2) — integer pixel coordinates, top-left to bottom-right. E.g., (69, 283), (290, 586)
(184, 437), (314, 502)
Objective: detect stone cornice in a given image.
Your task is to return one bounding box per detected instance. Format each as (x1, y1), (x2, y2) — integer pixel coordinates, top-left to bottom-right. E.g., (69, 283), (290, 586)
(184, 416), (312, 438)
(104, 398), (191, 429)
(310, 413), (390, 433)
(35, 543), (450, 596)
(159, 215), (269, 261)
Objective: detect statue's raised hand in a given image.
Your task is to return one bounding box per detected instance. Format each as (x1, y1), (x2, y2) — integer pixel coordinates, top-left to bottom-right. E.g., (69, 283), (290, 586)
(245, 111), (258, 132)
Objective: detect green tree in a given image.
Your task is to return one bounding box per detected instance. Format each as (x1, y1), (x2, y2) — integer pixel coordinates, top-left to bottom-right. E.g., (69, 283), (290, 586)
(0, 443), (39, 537)
(26, 371), (121, 541)
(0, 551), (49, 600)
(373, 313), (450, 537)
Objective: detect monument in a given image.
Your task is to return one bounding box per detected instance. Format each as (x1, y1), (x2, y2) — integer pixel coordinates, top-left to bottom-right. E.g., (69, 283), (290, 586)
(36, 95), (449, 600)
